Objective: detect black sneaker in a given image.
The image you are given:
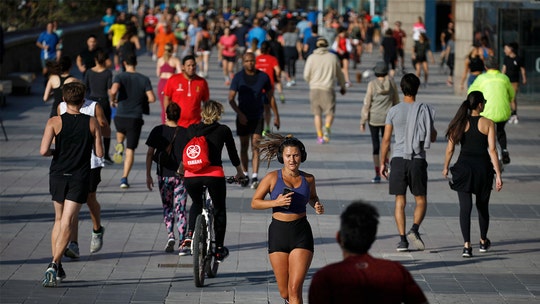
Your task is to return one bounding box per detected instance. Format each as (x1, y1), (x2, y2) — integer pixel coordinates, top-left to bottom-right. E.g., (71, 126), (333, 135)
(396, 241), (409, 252)
(42, 262), (58, 287)
(406, 229), (425, 251)
(215, 246), (229, 262)
(250, 177), (259, 189)
(56, 263), (66, 281)
(462, 247), (473, 258)
(479, 238), (491, 253)
(502, 150), (510, 164)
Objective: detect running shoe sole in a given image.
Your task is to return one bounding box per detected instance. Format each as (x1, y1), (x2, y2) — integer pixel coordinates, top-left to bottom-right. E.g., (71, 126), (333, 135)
(42, 268), (57, 287)
(406, 230), (425, 251)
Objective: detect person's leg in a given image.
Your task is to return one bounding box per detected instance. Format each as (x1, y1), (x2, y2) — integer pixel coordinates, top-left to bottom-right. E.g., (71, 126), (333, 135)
(342, 58), (350, 83)
(173, 177), (188, 244)
(239, 135), (250, 173)
(52, 200), (82, 264)
(369, 125), (381, 180)
(394, 194), (407, 236)
(476, 190), (492, 242)
(122, 148), (134, 179)
(458, 191), (473, 247)
(251, 133), (262, 176)
(207, 177), (227, 247)
(269, 252), (291, 301)
(412, 195), (427, 228)
(422, 61), (429, 84)
(87, 192), (101, 231)
(415, 61), (421, 78)
(159, 176), (176, 240)
(287, 249), (313, 304)
(183, 177), (204, 235)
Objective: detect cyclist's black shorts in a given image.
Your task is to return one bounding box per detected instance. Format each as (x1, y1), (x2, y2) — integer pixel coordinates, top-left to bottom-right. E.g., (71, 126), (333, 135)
(268, 216), (314, 253)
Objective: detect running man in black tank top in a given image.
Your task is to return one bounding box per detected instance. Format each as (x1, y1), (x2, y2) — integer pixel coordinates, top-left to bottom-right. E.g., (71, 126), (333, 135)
(40, 82), (103, 287)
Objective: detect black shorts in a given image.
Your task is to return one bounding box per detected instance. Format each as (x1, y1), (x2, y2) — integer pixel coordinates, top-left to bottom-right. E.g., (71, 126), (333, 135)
(89, 167), (102, 193)
(114, 116), (144, 150)
(389, 157), (428, 196)
(268, 217), (314, 253)
(222, 55), (236, 62)
(236, 117), (263, 137)
(50, 175), (89, 204)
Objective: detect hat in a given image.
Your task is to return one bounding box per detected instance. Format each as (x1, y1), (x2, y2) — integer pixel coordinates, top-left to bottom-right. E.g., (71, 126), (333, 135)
(373, 62), (388, 76)
(316, 37), (329, 48)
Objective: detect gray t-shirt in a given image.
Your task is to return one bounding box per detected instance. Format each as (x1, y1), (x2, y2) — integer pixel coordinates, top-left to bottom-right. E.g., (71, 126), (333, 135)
(385, 102), (426, 159)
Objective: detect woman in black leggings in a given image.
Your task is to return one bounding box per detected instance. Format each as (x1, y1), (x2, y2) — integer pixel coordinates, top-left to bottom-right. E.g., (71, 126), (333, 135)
(442, 91), (503, 258)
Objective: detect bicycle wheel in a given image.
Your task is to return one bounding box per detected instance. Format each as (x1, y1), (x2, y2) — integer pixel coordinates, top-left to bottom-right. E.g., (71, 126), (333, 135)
(193, 214), (208, 287)
(206, 250), (219, 278)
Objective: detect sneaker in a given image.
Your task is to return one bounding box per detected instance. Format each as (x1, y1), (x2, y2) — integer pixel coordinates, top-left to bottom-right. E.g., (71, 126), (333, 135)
(345, 82), (351, 88)
(113, 143), (124, 164)
(42, 263), (58, 287)
(290, 80), (296, 86)
(502, 150), (510, 165)
(250, 177), (259, 189)
(279, 94), (285, 103)
(479, 238), (491, 253)
(406, 229), (425, 251)
(286, 81), (293, 87)
(396, 241), (409, 252)
(317, 137), (324, 144)
(56, 263), (66, 281)
(323, 127), (331, 143)
(178, 244), (191, 256)
(371, 176), (381, 184)
(90, 226), (105, 253)
(215, 246), (229, 262)
(120, 177), (130, 188)
(462, 247), (473, 258)
(165, 238), (175, 253)
(262, 129), (270, 137)
(64, 242), (80, 259)
(508, 115), (519, 124)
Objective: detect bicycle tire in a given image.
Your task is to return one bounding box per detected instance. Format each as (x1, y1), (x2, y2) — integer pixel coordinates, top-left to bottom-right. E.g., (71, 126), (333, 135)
(206, 254), (219, 278)
(193, 214), (208, 287)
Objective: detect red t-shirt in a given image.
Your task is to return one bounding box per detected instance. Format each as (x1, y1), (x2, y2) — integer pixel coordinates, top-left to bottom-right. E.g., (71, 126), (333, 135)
(309, 254), (427, 304)
(219, 34), (238, 57)
(393, 29), (406, 49)
(144, 15), (158, 34)
(163, 74), (209, 127)
(255, 54), (278, 87)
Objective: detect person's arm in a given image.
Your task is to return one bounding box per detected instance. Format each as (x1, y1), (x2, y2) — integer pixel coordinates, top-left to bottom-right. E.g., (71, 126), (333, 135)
(94, 103), (111, 138)
(132, 36), (141, 50)
(228, 89), (247, 125)
(90, 117), (104, 158)
(146, 89), (156, 103)
(501, 63), (507, 75)
(428, 49), (435, 64)
(486, 119), (503, 191)
(163, 94), (171, 112)
(442, 139), (455, 178)
(110, 82), (119, 107)
(360, 82), (373, 131)
(146, 146), (155, 191)
(43, 78), (53, 102)
(156, 58), (162, 78)
(379, 124), (393, 179)
(76, 55), (86, 74)
(40, 118), (56, 156)
(460, 57), (470, 91)
(251, 171), (291, 210)
(520, 66), (527, 85)
(306, 174), (324, 214)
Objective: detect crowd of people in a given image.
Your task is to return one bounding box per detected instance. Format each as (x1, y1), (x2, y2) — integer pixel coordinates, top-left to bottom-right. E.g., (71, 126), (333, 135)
(35, 4), (527, 303)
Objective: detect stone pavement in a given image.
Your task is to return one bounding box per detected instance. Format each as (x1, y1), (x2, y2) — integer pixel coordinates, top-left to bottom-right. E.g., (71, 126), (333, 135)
(1, 48), (539, 304)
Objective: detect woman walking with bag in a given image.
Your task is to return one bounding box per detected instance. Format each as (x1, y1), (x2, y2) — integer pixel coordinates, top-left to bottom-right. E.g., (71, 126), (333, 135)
(442, 91), (503, 258)
(145, 103), (190, 254)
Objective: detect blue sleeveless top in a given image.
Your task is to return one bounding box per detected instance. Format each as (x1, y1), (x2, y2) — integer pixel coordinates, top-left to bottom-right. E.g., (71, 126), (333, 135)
(270, 170), (310, 214)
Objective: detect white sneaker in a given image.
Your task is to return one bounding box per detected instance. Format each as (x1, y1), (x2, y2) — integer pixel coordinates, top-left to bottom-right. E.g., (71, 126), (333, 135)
(509, 115), (519, 124)
(90, 226), (105, 253)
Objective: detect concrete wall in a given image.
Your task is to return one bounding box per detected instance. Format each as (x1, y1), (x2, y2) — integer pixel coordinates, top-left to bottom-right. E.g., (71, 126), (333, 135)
(453, 0), (474, 96)
(386, 0), (426, 56)
(1, 20), (105, 78)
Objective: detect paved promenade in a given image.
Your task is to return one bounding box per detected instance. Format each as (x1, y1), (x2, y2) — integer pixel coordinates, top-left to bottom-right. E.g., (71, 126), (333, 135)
(1, 49), (539, 304)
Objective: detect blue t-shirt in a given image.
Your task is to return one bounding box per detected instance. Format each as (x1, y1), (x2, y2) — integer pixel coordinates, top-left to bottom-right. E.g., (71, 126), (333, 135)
(102, 15), (116, 34)
(37, 31), (59, 60)
(230, 70), (271, 120)
(247, 27), (267, 49)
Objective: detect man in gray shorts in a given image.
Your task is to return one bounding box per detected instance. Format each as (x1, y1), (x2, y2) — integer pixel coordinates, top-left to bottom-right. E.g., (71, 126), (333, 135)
(380, 73), (437, 252)
(303, 37), (346, 144)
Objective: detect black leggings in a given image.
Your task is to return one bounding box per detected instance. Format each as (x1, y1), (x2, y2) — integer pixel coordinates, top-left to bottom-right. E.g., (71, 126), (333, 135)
(458, 190), (491, 243)
(184, 176), (227, 247)
(369, 125), (385, 155)
(496, 121), (507, 150)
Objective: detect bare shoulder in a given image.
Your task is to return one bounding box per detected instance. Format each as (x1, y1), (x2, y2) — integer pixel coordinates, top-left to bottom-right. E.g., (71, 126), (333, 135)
(302, 171), (315, 182)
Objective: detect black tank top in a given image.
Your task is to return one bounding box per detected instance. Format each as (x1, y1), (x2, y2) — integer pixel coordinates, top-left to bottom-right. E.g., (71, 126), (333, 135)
(460, 116), (488, 158)
(469, 55), (484, 73)
(50, 113), (93, 180)
(50, 75), (73, 117)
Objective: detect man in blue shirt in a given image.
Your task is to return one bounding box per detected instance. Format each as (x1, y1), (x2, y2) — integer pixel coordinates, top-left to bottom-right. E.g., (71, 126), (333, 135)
(247, 18), (267, 50)
(228, 52), (279, 189)
(36, 22), (60, 80)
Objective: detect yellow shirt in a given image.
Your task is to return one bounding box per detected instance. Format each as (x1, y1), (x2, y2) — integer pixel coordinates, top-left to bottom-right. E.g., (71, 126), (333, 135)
(109, 23), (127, 47)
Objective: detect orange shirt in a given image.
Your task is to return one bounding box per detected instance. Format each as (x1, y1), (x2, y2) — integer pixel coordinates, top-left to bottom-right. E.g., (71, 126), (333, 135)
(154, 32), (177, 58)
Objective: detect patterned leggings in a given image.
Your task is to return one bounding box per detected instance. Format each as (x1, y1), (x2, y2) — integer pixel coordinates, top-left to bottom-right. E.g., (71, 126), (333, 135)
(158, 175), (188, 242)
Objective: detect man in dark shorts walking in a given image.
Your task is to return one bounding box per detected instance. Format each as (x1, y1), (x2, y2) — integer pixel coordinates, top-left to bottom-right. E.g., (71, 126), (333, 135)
(228, 52), (279, 189)
(110, 54), (156, 188)
(380, 73), (437, 252)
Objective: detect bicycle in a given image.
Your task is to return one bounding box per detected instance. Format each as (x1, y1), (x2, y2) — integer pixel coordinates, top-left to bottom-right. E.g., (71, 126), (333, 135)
(192, 176), (248, 287)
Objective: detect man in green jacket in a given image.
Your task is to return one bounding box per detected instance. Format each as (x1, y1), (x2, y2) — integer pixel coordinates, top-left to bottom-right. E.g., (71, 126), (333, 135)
(468, 56), (515, 164)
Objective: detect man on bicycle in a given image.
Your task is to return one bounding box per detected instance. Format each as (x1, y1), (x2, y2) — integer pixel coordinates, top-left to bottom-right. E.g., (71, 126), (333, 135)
(182, 100), (245, 260)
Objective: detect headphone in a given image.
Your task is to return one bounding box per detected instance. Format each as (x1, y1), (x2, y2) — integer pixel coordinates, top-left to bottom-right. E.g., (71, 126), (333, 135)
(277, 137), (307, 164)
